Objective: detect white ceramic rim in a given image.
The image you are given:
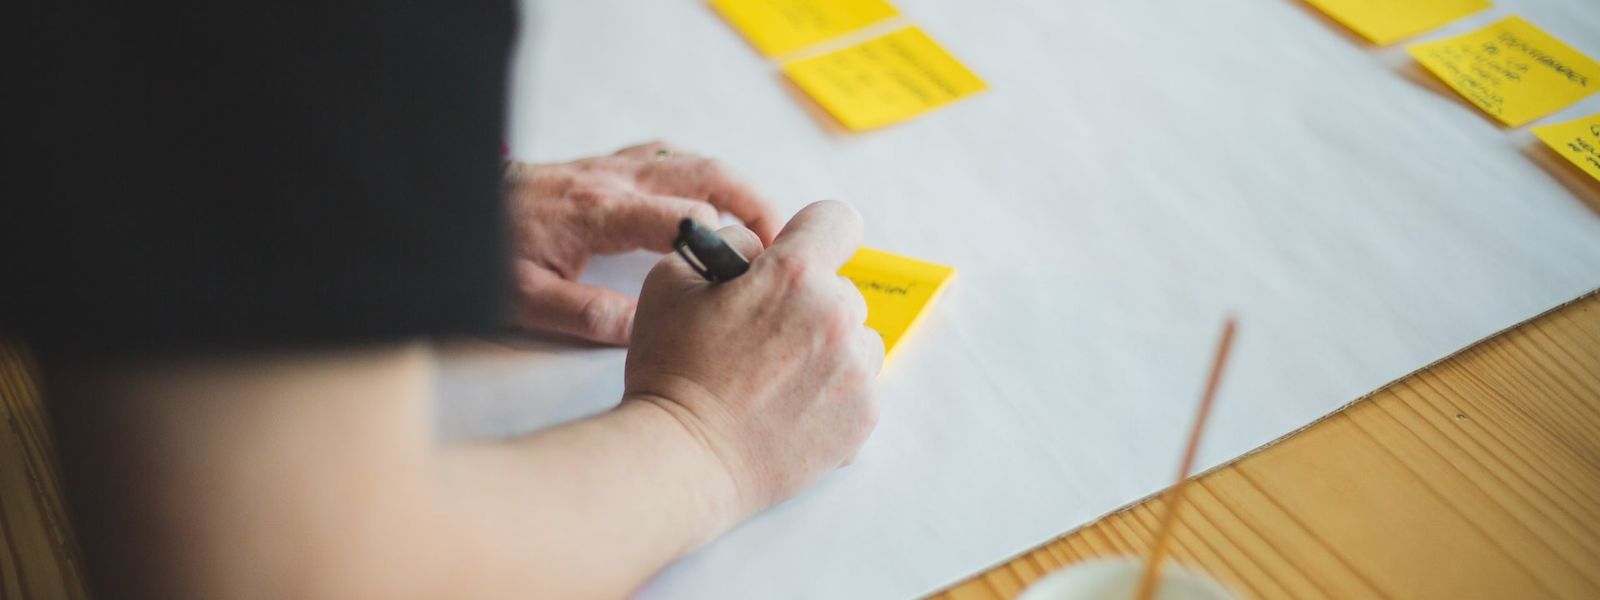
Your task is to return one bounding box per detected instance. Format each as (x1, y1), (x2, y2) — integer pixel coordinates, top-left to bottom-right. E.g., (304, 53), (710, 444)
(1015, 557), (1238, 600)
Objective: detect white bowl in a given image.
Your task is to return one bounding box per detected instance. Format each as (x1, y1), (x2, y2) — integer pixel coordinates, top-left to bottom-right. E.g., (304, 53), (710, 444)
(1016, 558), (1238, 600)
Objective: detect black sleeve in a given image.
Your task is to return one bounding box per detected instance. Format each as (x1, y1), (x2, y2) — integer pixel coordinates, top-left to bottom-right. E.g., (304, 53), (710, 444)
(9, 0), (517, 361)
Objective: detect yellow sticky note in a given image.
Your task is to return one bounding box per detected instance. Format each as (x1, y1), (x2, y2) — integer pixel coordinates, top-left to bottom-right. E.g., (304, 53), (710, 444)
(782, 26), (987, 131)
(838, 247), (954, 363)
(1533, 114), (1600, 182)
(709, 0), (899, 57)
(1302, 0), (1489, 45)
(1407, 16), (1600, 126)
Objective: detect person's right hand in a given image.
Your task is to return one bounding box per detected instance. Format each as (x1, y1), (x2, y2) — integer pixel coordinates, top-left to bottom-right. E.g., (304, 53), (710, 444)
(623, 200), (884, 521)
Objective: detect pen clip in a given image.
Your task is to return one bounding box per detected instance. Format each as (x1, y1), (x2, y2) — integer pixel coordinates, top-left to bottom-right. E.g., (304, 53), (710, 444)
(674, 239), (715, 281)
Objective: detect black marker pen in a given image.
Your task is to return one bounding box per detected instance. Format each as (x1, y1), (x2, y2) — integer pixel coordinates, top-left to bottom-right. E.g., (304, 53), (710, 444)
(673, 219), (750, 282)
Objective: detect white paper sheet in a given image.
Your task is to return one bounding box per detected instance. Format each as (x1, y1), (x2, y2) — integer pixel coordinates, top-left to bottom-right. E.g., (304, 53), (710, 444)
(438, 1), (1600, 597)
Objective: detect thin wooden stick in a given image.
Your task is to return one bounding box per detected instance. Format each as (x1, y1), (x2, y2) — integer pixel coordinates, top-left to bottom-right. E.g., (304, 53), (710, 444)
(1132, 318), (1237, 600)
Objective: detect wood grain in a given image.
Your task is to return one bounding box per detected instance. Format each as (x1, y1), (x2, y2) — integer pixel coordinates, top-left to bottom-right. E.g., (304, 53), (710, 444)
(0, 343), (87, 600)
(932, 292), (1600, 600)
(1, 293), (1597, 599)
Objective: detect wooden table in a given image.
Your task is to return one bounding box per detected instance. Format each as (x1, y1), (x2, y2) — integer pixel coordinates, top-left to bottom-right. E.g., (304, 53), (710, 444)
(4, 293), (1598, 599)
(935, 292), (1600, 599)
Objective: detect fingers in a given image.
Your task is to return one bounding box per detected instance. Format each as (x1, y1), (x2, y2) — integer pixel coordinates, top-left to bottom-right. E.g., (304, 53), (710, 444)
(716, 224), (765, 263)
(697, 171), (780, 245)
(765, 200), (864, 271)
(601, 195), (719, 253)
(839, 276), (869, 325)
(840, 325), (885, 470)
(629, 143), (782, 245)
(513, 262), (638, 346)
(859, 324), (886, 376)
(614, 140), (674, 159)
(645, 224), (766, 288)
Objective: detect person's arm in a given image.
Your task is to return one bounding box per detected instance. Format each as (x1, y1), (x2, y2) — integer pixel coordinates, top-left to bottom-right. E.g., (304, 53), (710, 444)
(49, 201), (881, 600)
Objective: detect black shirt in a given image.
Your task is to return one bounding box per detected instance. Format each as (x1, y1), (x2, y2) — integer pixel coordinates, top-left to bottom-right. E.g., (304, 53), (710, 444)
(10, 1), (516, 361)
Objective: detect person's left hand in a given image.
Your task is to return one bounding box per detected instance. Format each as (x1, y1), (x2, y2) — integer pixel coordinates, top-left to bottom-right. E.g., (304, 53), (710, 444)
(504, 141), (781, 345)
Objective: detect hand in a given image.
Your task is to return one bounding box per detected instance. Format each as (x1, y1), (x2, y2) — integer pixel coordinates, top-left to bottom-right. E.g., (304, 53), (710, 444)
(623, 201), (885, 520)
(505, 141), (781, 345)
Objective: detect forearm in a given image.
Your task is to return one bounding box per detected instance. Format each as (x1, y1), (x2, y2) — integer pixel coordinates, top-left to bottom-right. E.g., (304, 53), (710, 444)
(51, 348), (747, 600)
(434, 400), (745, 599)
(49, 340), (762, 600)
(48, 345), (444, 600)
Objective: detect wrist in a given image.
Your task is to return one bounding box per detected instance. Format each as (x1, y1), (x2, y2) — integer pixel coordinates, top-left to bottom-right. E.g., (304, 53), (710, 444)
(615, 397), (752, 550)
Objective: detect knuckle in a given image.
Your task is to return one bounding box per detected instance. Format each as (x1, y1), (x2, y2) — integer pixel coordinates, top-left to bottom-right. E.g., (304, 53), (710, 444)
(686, 202), (717, 223)
(696, 157), (725, 176)
(682, 159), (721, 188)
(843, 284), (869, 322)
(863, 330), (886, 362)
(822, 310), (855, 347)
(770, 253), (812, 288)
(569, 185), (612, 208)
(578, 294), (623, 336)
(571, 156), (604, 172)
(850, 352), (877, 384)
(854, 398), (881, 439)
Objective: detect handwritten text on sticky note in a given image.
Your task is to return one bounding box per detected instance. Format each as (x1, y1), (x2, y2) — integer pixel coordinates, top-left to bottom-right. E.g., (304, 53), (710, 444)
(1533, 114), (1600, 183)
(1302, 0), (1489, 45)
(1407, 16), (1600, 126)
(709, 0), (898, 58)
(782, 26), (987, 131)
(837, 247), (954, 362)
